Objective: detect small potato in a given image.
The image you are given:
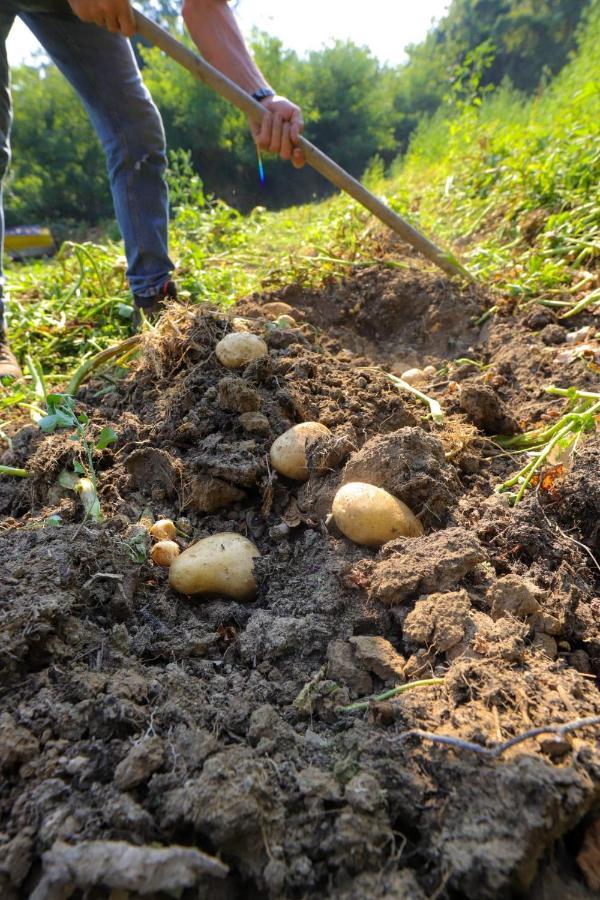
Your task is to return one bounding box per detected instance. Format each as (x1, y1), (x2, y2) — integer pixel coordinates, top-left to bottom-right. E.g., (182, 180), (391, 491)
(423, 365), (437, 378)
(230, 316), (254, 333)
(332, 482), (423, 547)
(150, 518), (177, 542)
(169, 532), (260, 601)
(216, 332), (268, 369)
(261, 301), (296, 319)
(270, 422), (332, 481)
(400, 367), (426, 385)
(151, 539), (180, 567)
(274, 314), (297, 329)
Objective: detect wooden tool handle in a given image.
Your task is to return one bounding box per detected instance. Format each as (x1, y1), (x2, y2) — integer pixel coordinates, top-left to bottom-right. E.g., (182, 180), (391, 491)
(134, 10), (470, 280)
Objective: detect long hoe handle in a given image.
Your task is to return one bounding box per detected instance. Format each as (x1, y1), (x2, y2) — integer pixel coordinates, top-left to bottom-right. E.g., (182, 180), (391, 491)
(134, 10), (471, 281)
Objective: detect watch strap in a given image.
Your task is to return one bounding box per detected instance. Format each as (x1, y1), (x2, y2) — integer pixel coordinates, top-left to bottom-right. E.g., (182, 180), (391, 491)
(251, 87), (276, 102)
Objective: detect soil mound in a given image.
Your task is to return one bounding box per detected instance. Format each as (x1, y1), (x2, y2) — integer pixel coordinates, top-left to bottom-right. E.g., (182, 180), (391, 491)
(1, 263), (600, 899)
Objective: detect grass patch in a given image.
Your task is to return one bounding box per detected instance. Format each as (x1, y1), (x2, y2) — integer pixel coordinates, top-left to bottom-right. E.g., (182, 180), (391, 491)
(2, 3), (599, 431)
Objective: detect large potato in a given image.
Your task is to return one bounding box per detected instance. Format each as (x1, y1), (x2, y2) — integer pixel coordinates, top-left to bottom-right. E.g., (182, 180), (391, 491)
(169, 532), (261, 600)
(270, 422), (331, 481)
(332, 482), (423, 547)
(215, 332), (268, 369)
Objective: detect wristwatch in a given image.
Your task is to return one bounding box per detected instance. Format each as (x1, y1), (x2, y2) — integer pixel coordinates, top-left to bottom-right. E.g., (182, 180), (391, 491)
(251, 87), (275, 102)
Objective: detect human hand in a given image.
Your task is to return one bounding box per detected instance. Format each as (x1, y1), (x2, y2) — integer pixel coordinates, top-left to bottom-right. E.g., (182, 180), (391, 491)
(68, 0), (136, 36)
(250, 96), (305, 169)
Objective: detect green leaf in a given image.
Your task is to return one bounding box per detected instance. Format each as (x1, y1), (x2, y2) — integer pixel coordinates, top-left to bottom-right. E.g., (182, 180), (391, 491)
(73, 460), (86, 475)
(96, 426), (118, 450)
(38, 414), (60, 434)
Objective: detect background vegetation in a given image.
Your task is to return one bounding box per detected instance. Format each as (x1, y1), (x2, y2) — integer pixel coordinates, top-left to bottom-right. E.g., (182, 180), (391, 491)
(2, 0), (598, 427)
(4, 0), (594, 225)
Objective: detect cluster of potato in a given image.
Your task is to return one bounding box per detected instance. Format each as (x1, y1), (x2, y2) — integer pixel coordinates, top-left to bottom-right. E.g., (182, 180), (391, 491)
(160, 329), (423, 602)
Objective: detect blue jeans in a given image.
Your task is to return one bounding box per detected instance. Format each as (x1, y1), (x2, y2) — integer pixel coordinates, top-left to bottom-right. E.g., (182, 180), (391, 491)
(0, 0), (173, 303)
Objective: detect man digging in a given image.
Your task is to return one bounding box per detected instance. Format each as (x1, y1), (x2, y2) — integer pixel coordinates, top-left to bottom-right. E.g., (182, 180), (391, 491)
(0, 0), (306, 379)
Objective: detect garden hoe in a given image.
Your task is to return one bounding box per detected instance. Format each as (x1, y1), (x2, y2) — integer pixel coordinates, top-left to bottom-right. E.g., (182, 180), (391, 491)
(134, 9), (472, 282)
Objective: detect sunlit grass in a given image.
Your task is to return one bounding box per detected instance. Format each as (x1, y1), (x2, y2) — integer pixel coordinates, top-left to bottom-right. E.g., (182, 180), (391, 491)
(2, 4), (599, 433)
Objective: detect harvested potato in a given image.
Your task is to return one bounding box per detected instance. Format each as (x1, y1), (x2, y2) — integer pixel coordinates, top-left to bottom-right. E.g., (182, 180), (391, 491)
(230, 316), (254, 333)
(150, 518), (176, 542)
(151, 540), (180, 567)
(261, 301), (296, 318)
(169, 532), (260, 600)
(274, 314), (297, 329)
(400, 367), (426, 385)
(215, 333), (268, 369)
(270, 422), (332, 481)
(332, 482), (423, 547)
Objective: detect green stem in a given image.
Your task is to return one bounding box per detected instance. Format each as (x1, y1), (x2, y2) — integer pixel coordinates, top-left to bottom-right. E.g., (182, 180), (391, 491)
(513, 422), (576, 503)
(75, 477), (103, 522)
(72, 243), (108, 298)
(66, 334), (141, 397)
(560, 288), (600, 319)
(387, 374), (445, 424)
(474, 305), (498, 326)
(0, 465), (29, 477)
(59, 469), (103, 522)
(25, 355), (48, 404)
(546, 387), (600, 402)
(341, 678), (445, 712)
(55, 246), (85, 310)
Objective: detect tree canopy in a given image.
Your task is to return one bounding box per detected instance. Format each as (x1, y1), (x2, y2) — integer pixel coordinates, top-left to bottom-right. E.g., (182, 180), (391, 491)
(4, 0), (592, 226)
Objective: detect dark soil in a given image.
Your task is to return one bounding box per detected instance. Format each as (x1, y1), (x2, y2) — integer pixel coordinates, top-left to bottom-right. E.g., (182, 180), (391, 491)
(1, 260), (600, 899)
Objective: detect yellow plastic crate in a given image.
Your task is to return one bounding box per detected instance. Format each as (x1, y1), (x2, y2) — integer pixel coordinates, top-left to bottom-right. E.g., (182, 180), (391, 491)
(5, 226), (55, 259)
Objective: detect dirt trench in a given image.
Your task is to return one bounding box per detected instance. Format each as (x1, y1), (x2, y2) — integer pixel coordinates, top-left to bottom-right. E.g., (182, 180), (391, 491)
(1, 259), (600, 899)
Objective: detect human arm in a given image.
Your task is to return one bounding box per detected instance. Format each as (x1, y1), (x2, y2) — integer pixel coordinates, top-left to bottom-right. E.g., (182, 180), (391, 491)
(182, 0), (305, 167)
(67, 0), (305, 166)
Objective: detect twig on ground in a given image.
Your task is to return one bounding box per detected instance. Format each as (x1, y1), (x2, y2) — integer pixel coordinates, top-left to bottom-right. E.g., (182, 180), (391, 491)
(396, 715), (600, 758)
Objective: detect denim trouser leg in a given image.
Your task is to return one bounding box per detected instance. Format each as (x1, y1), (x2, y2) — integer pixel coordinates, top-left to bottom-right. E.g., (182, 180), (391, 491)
(6, 9), (174, 298)
(0, 12), (15, 312)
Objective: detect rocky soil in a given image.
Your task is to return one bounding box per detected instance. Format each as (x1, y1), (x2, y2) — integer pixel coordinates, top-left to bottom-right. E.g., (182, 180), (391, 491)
(1, 258), (600, 899)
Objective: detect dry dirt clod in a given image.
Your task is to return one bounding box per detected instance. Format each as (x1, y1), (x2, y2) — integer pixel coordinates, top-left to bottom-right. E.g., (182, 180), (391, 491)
(125, 447), (183, 499)
(114, 736), (165, 791)
(459, 382), (520, 434)
(341, 426), (461, 527)
(531, 632), (558, 660)
(0, 714), (39, 773)
(31, 839), (228, 898)
(217, 376), (262, 413)
(352, 527), (486, 605)
(540, 323), (567, 345)
(238, 411), (271, 435)
(326, 641), (374, 697)
(186, 475), (246, 513)
(348, 635), (405, 683)
(577, 818), (600, 891)
(403, 590), (473, 654)
(486, 575), (543, 621)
